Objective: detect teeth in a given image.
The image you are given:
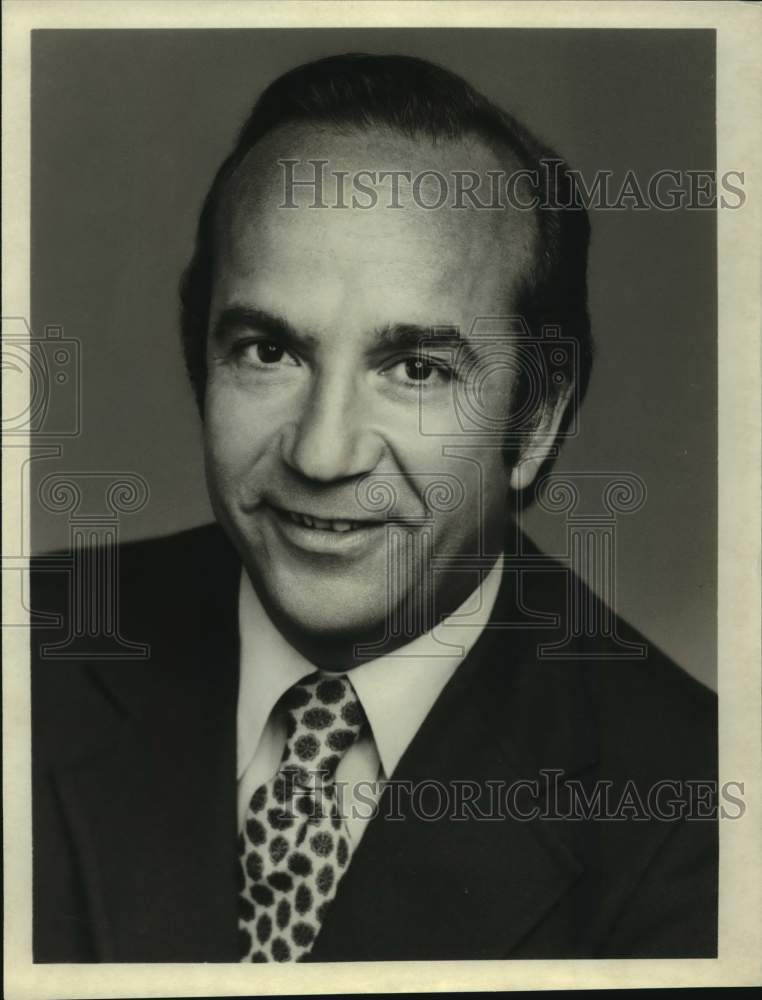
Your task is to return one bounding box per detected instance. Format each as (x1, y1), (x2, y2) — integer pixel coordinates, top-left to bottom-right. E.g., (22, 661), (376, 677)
(286, 510), (359, 532)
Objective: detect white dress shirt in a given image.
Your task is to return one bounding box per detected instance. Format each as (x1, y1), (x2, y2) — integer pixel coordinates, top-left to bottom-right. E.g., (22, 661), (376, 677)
(237, 554), (504, 844)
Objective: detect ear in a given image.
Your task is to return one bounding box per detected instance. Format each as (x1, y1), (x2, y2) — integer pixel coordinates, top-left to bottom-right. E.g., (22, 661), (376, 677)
(509, 383), (573, 492)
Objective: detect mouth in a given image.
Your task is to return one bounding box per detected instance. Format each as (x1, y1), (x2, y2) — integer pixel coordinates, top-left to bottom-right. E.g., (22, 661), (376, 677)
(260, 500), (391, 557)
(275, 506), (373, 534)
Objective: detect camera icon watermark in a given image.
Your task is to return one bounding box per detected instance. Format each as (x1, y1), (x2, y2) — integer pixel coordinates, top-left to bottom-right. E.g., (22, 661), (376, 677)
(416, 316), (579, 442)
(1, 318), (81, 437)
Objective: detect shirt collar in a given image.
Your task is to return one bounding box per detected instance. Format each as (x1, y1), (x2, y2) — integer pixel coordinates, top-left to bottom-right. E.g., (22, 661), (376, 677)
(237, 554), (504, 780)
(236, 573), (310, 779)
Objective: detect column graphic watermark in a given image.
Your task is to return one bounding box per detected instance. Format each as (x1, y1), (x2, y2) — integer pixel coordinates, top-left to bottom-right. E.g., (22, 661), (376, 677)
(36, 472), (151, 659)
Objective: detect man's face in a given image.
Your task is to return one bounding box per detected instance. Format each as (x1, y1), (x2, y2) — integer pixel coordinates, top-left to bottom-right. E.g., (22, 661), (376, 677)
(204, 125), (540, 649)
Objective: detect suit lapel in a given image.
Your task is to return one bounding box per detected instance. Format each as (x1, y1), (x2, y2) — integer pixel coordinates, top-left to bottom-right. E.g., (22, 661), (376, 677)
(52, 529), (242, 961)
(311, 565), (599, 961)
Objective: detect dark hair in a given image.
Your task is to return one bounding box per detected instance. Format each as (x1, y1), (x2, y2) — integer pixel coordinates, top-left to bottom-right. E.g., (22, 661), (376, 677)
(180, 53), (592, 449)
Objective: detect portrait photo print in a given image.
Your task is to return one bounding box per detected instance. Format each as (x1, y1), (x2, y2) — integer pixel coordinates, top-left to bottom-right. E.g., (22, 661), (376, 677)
(21, 23), (724, 971)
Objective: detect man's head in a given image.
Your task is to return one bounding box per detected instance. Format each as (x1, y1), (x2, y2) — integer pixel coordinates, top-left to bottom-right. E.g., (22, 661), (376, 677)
(180, 54), (592, 661)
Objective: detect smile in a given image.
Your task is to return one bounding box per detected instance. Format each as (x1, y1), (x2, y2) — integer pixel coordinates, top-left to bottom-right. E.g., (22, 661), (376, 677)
(262, 501), (390, 557)
(282, 509), (365, 533)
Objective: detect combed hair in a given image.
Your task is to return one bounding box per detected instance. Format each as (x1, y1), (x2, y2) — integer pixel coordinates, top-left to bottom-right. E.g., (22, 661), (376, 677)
(180, 53), (592, 451)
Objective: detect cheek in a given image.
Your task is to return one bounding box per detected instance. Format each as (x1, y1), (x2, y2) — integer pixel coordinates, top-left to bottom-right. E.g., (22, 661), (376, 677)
(453, 453), (510, 531)
(203, 383), (277, 475)
(410, 452), (507, 547)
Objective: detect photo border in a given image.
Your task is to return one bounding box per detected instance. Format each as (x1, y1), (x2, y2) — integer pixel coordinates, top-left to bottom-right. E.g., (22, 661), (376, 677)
(3, 1), (760, 996)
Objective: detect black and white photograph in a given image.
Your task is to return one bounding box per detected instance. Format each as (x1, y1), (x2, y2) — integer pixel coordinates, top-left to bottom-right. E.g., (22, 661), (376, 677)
(3, 1), (760, 996)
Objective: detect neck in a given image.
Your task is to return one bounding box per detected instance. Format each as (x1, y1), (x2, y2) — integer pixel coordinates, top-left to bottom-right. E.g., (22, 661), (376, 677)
(246, 562), (500, 672)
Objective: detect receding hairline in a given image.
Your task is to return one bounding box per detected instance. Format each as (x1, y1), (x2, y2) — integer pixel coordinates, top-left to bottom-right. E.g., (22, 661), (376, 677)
(212, 119), (541, 299)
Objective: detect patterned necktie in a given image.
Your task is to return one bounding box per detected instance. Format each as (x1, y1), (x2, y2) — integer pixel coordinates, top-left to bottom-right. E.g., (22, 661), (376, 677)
(238, 673), (367, 962)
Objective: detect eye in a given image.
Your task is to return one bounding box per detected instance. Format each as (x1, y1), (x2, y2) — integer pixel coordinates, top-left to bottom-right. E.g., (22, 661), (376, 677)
(234, 338), (300, 369)
(383, 353), (454, 389)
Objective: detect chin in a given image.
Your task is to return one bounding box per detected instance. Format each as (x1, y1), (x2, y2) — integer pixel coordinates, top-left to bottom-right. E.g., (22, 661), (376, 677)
(260, 573), (390, 640)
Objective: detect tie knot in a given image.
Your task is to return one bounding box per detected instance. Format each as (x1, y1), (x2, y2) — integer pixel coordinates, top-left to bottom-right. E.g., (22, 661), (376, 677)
(278, 674), (367, 788)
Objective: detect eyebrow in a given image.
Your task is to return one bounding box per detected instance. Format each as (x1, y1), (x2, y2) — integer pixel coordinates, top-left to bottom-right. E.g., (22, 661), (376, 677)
(371, 322), (478, 366)
(212, 305), (479, 367)
(211, 306), (316, 349)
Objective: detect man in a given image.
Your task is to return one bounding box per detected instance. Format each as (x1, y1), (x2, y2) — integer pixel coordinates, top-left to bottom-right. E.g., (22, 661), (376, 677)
(31, 53), (717, 962)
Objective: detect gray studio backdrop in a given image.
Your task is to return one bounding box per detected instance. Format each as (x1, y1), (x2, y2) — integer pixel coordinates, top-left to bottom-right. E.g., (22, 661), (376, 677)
(30, 28), (717, 689)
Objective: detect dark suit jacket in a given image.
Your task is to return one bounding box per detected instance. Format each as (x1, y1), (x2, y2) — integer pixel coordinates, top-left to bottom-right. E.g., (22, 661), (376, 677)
(31, 522), (717, 962)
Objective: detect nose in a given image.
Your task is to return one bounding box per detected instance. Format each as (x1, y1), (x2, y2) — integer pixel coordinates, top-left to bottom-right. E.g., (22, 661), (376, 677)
(281, 371), (383, 483)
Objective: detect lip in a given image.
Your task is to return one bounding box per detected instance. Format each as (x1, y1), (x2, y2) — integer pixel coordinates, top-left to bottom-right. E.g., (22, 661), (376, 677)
(262, 501), (390, 557)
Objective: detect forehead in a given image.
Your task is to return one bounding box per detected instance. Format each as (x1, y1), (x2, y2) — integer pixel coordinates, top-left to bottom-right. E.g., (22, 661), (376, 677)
(213, 124), (537, 331)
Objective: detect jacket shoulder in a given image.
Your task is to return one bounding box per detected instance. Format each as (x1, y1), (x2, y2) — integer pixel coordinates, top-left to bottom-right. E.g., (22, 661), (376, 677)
(30, 522), (240, 763)
(31, 521), (235, 601)
(510, 532), (717, 780)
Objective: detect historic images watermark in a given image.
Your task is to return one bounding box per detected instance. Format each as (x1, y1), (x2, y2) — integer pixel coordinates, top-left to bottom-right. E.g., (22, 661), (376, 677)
(260, 771), (745, 823)
(279, 158), (746, 212)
